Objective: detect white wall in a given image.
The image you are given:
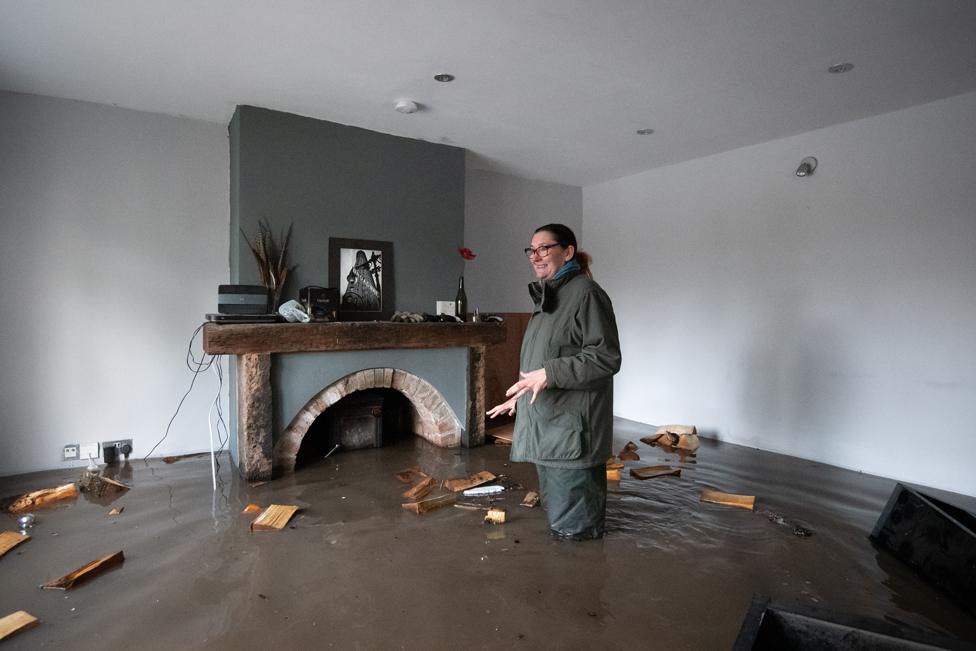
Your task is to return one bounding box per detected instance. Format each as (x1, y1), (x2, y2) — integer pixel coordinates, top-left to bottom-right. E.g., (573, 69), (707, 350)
(584, 92), (976, 497)
(464, 168), (581, 312)
(0, 91), (229, 476)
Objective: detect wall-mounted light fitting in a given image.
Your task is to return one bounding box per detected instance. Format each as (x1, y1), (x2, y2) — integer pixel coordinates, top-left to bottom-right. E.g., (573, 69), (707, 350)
(795, 156), (818, 177)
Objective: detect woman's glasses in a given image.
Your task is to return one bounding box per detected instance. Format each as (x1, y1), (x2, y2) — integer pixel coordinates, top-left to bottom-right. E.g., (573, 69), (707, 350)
(524, 243), (562, 259)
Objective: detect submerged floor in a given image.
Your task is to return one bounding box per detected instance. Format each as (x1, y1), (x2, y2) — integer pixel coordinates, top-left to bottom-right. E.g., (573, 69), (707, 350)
(2, 419), (975, 649)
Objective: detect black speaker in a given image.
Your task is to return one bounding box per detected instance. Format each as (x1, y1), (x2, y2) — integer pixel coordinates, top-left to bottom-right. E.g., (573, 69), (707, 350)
(299, 286), (339, 321)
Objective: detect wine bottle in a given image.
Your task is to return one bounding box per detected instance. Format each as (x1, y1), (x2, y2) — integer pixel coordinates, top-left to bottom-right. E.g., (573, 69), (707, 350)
(455, 276), (468, 321)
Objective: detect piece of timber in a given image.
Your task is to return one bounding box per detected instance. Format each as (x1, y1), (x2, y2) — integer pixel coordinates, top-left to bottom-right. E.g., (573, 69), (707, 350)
(0, 611), (39, 641)
(403, 476), (436, 501)
(656, 424), (697, 436)
(203, 322), (505, 355)
(606, 469), (622, 481)
(251, 504), (299, 531)
(630, 465), (681, 480)
(7, 483), (79, 513)
(701, 489), (755, 511)
(521, 491), (540, 508)
(41, 550), (124, 590)
(401, 494), (456, 514)
(0, 531), (30, 558)
(618, 441), (640, 461)
(443, 471), (497, 493)
(484, 507), (507, 524)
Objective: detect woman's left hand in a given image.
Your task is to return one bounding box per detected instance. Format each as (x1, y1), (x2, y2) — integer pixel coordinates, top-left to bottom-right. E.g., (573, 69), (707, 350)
(505, 368), (548, 404)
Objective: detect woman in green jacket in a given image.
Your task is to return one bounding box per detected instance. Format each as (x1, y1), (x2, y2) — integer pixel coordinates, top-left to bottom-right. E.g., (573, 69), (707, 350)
(487, 223), (621, 539)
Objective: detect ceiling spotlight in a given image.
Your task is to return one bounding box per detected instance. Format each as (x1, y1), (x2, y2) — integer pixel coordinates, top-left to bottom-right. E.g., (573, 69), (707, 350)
(636, 128), (655, 135)
(395, 99), (419, 114)
(828, 62), (854, 74)
(434, 73), (455, 82)
(795, 156), (818, 177)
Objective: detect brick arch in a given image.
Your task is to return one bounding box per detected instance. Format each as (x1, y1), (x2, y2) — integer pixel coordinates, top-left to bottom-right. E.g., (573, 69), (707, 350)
(273, 367), (461, 473)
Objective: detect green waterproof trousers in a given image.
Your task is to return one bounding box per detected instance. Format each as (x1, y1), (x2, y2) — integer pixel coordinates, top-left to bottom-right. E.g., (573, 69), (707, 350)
(536, 464), (607, 540)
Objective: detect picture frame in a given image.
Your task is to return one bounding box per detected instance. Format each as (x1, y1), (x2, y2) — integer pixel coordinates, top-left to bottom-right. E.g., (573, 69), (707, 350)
(328, 237), (394, 321)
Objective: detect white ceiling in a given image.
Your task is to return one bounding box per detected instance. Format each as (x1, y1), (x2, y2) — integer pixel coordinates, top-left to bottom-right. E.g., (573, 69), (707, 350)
(2, 1), (975, 186)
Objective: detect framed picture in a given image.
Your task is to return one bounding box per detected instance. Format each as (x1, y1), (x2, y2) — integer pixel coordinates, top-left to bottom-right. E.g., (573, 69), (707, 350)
(329, 238), (394, 321)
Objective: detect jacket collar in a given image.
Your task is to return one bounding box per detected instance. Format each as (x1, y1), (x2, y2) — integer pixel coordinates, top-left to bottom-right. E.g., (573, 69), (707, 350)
(528, 267), (581, 313)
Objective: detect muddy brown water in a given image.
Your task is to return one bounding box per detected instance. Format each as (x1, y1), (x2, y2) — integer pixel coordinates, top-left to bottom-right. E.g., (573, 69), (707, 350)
(1, 419), (974, 649)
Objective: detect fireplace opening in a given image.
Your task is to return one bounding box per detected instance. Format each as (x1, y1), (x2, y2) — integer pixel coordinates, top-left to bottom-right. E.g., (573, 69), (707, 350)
(294, 389), (416, 468)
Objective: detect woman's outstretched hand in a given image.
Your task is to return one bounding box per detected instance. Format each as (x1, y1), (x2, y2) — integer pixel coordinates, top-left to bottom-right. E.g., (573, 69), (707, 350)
(486, 394), (518, 419)
(487, 368), (548, 419)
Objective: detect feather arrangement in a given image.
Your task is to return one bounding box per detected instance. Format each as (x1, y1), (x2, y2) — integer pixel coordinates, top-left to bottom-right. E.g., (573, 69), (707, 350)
(240, 220), (295, 310)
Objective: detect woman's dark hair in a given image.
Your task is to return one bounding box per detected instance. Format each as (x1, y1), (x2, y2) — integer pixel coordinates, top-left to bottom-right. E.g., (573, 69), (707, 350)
(534, 223), (593, 277)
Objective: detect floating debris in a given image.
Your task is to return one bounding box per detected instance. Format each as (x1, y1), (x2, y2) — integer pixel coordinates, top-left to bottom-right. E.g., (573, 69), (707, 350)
(521, 491), (539, 508)
(759, 509), (813, 537)
(605, 457), (624, 470)
(484, 507), (507, 524)
(108, 507), (124, 516)
(402, 494), (456, 515)
(618, 442), (640, 461)
(0, 610), (39, 642)
(606, 469), (621, 481)
(242, 503), (262, 514)
(642, 424), (700, 451)
(701, 489), (755, 511)
(250, 505), (299, 531)
(7, 484), (79, 513)
(403, 476), (435, 501)
(444, 471), (497, 493)
(0, 531), (30, 558)
(630, 465), (681, 480)
(41, 550), (125, 590)
(463, 485), (504, 497)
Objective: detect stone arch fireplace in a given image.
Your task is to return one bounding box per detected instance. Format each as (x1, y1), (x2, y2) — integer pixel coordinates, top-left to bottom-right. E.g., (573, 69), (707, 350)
(273, 367), (462, 473)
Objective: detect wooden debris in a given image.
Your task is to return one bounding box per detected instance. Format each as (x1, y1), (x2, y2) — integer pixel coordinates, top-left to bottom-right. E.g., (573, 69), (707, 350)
(41, 550), (124, 590)
(675, 433), (700, 451)
(249, 481), (268, 488)
(641, 432), (676, 447)
(443, 470), (497, 493)
(0, 531), (30, 558)
(8, 483), (79, 513)
(484, 507), (507, 524)
(521, 491), (540, 508)
(454, 502), (490, 511)
(701, 489), (755, 511)
(657, 424), (697, 436)
(79, 473), (129, 497)
(108, 507), (124, 516)
(394, 466), (423, 484)
(488, 423), (514, 445)
(401, 494), (456, 515)
(605, 457), (624, 470)
(618, 442), (640, 461)
(606, 468), (621, 481)
(250, 504), (300, 531)
(0, 611), (39, 642)
(403, 476), (435, 501)
(630, 465), (681, 480)
(242, 503), (262, 514)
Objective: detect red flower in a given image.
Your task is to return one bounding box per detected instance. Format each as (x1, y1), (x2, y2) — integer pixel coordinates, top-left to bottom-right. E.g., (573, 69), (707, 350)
(458, 247), (477, 261)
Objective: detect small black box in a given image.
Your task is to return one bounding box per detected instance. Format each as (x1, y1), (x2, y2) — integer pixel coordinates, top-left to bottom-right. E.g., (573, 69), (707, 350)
(299, 286), (339, 321)
(218, 285), (270, 315)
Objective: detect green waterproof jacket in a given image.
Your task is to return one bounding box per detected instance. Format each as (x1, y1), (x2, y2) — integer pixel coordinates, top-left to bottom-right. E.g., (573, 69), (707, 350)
(510, 269), (621, 468)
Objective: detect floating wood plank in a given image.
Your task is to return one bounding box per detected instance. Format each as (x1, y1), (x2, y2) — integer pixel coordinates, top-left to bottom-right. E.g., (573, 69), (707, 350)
(0, 611), (39, 641)
(618, 442), (640, 461)
(250, 504), (299, 531)
(701, 489), (755, 511)
(242, 503), (262, 514)
(443, 471), (497, 493)
(488, 423), (514, 446)
(521, 491), (539, 508)
(0, 531), (30, 558)
(403, 476), (435, 501)
(605, 457), (624, 470)
(484, 507), (506, 524)
(675, 433), (700, 451)
(7, 483), (79, 513)
(606, 468), (621, 481)
(107, 507), (124, 516)
(630, 465), (681, 480)
(401, 494), (456, 515)
(41, 550), (124, 590)
(641, 432), (676, 447)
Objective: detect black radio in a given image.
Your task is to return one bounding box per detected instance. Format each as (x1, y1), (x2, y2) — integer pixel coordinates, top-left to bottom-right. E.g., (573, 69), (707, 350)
(299, 286), (339, 321)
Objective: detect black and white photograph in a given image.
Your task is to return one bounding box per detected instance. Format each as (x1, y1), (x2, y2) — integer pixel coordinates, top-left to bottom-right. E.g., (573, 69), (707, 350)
(328, 238), (394, 321)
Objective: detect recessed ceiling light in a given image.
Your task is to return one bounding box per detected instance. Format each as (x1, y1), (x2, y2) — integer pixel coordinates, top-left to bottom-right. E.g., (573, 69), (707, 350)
(828, 62), (854, 74)
(434, 73), (455, 82)
(636, 128), (655, 135)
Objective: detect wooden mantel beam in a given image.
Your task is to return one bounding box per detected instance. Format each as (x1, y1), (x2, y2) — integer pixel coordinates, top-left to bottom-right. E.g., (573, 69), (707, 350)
(202, 322), (504, 355)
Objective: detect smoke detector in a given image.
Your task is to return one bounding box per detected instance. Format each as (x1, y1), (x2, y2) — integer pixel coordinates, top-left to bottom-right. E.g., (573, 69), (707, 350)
(395, 99), (419, 114)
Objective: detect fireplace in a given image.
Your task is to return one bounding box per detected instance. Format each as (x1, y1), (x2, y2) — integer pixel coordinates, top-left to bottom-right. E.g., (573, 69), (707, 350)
(202, 321), (504, 480)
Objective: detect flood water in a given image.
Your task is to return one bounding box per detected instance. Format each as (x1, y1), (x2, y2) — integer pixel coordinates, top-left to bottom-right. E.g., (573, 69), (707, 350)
(1, 418), (974, 649)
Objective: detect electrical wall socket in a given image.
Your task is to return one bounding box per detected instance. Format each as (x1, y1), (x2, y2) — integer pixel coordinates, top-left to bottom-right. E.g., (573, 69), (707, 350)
(101, 439), (133, 458)
(63, 444), (80, 461)
(79, 442), (100, 461)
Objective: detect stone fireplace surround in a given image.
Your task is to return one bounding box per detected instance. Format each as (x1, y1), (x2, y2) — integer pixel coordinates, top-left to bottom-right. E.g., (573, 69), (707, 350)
(202, 321), (504, 480)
